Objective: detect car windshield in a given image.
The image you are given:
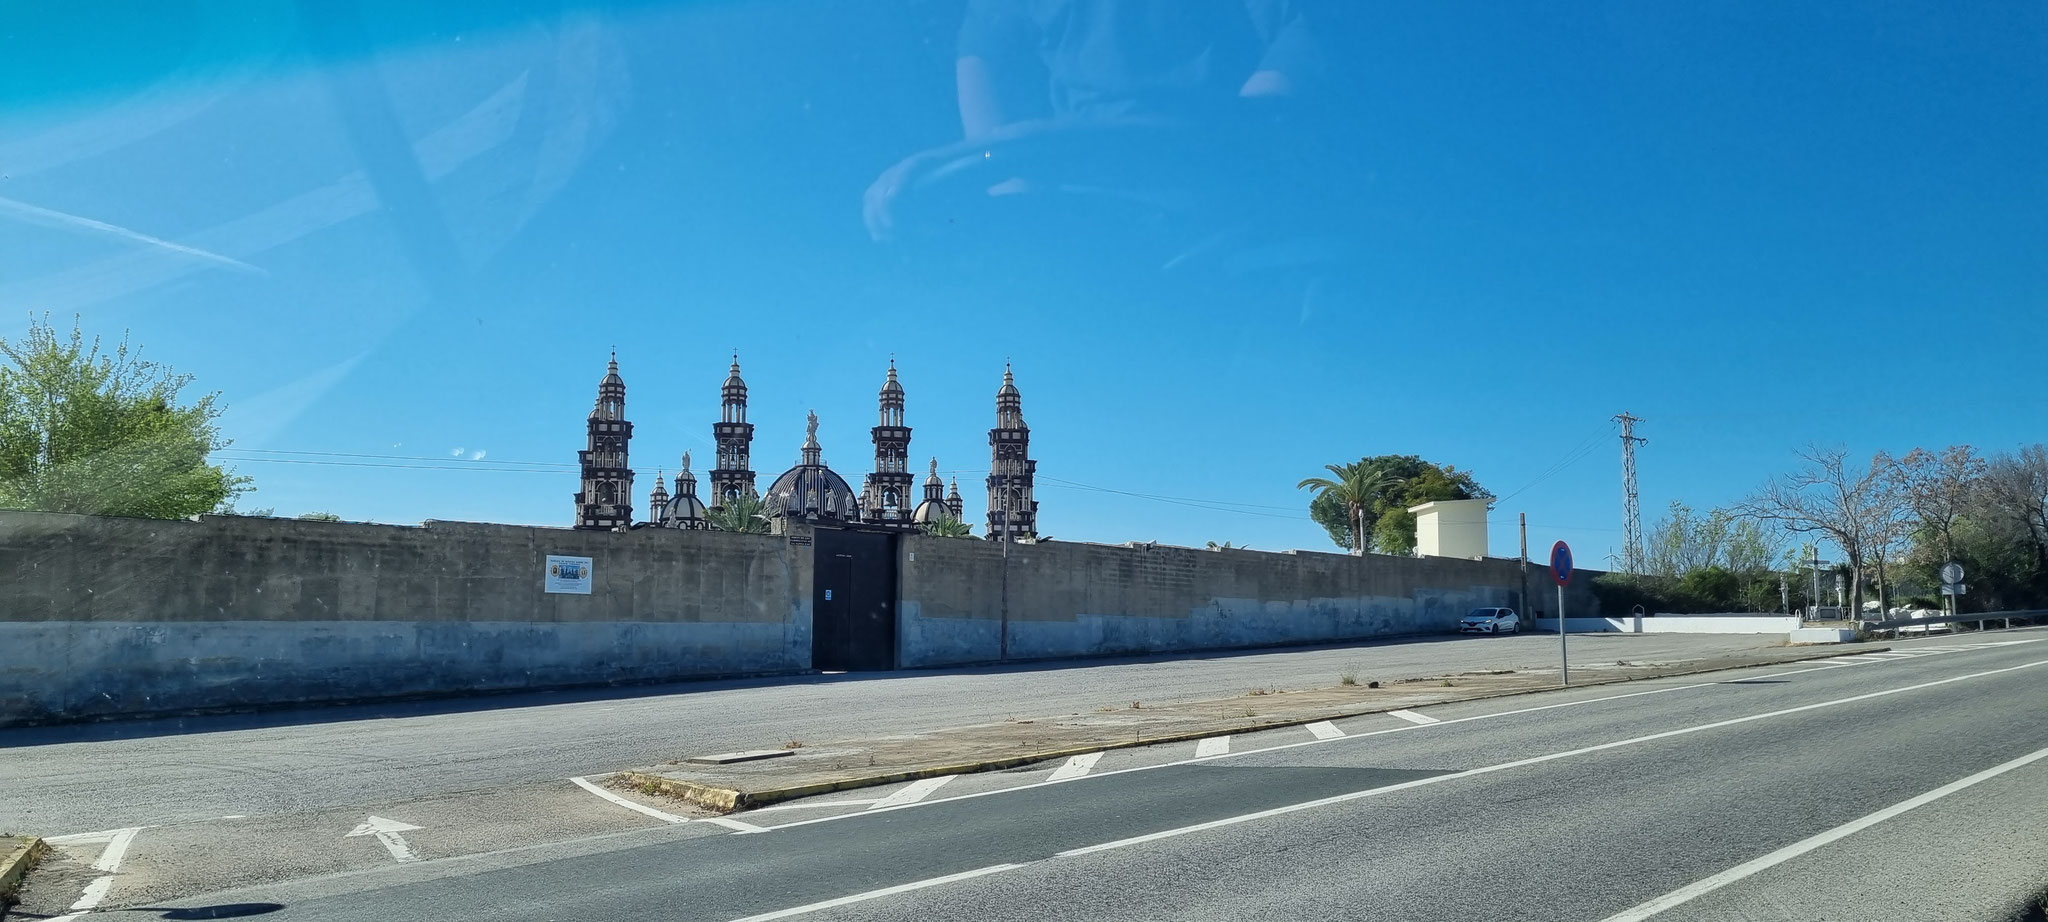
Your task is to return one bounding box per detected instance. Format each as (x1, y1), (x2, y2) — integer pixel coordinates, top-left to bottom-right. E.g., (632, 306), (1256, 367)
(6, 4), (2047, 922)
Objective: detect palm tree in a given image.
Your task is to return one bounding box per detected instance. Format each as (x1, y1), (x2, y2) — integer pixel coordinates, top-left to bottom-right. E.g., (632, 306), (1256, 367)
(922, 516), (975, 538)
(1298, 462), (1400, 556)
(705, 492), (771, 534)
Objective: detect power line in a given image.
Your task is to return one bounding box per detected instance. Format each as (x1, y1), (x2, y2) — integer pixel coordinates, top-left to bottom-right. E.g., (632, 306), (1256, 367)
(1496, 423), (1611, 504)
(220, 447), (578, 469)
(213, 455), (570, 474)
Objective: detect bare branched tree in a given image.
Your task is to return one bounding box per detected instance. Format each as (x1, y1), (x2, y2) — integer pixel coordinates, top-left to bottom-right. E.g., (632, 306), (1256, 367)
(1896, 445), (1985, 564)
(1979, 444), (2048, 575)
(1734, 445), (1909, 617)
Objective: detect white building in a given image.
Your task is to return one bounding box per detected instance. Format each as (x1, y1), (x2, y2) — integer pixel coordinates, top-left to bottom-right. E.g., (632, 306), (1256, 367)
(1410, 499), (1490, 559)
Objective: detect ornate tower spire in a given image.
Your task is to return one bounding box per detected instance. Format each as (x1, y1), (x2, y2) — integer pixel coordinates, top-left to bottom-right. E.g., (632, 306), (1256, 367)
(574, 353), (635, 529)
(946, 475), (964, 520)
(922, 457), (945, 505)
(710, 354), (757, 508)
(647, 469), (670, 526)
(863, 359), (915, 523)
(664, 450), (708, 530)
(986, 363), (1037, 541)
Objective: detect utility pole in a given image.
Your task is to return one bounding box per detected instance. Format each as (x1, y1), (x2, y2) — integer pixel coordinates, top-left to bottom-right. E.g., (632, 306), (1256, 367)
(999, 491), (1010, 662)
(1810, 545), (1822, 620)
(1615, 412), (1647, 574)
(1518, 513), (1529, 616)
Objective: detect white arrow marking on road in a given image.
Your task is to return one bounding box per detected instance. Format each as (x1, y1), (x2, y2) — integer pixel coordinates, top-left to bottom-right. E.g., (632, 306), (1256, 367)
(346, 815), (423, 863)
(1049, 752), (1104, 782)
(869, 775), (955, 810)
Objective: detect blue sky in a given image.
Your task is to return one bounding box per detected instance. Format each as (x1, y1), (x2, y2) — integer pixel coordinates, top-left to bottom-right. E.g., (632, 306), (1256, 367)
(2, 1), (2043, 560)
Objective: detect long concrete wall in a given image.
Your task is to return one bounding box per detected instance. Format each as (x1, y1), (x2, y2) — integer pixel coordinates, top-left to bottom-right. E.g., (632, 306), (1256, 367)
(2, 510), (1600, 724)
(0, 512), (812, 724)
(895, 536), (1600, 667)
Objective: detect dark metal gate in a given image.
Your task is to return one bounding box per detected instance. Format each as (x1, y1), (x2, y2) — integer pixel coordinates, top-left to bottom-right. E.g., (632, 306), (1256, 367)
(811, 526), (898, 671)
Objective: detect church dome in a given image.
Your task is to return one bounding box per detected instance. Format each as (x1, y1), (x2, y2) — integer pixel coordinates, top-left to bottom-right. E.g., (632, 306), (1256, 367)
(762, 410), (860, 520)
(764, 464), (860, 519)
(664, 490), (709, 526)
(911, 497), (950, 525)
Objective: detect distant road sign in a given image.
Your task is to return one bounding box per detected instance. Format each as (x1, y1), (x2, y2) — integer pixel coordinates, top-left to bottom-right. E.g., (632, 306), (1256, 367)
(1941, 562), (1965, 584)
(1550, 541), (1574, 586)
(1941, 583), (1966, 597)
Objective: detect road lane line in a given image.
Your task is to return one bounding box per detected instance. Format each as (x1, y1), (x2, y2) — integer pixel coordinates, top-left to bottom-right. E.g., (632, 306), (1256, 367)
(571, 776), (689, 824)
(722, 863), (1021, 921)
(1194, 736), (1230, 757)
(45, 826), (143, 922)
(94, 826), (139, 873)
(869, 776), (955, 810)
(751, 799), (883, 813)
(1049, 752), (1104, 782)
(1388, 710), (1439, 725)
(1306, 721), (1345, 740)
(760, 645), (2038, 833)
(759, 679), (1726, 832)
(1053, 659), (2048, 859)
(1597, 743), (2048, 922)
(702, 816), (770, 833)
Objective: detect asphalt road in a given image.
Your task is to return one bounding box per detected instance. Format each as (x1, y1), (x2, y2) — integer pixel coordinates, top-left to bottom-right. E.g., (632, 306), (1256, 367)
(13, 630), (2046, 922)
(3, 631), (1795, 834)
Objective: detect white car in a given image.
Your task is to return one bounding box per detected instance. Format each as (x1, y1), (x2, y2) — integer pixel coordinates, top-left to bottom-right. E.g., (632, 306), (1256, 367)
(1459, 608), (1521, 634)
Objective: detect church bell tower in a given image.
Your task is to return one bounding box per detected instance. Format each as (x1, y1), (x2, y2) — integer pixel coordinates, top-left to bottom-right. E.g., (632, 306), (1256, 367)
(863, 360), (915, 524)
(986, 365), (1037, 541)
(710, 355), (757, 507)
(574, 354), (634, 530)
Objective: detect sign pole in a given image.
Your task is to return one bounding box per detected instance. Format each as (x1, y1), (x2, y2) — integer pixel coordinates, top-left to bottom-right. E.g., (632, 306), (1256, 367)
(1557, 583), (1568, 686)
(1549, 540), (1574, 688)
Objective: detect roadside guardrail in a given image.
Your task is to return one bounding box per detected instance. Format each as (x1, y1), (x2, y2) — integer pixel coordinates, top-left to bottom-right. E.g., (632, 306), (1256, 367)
(1856, 609), (2047, 640)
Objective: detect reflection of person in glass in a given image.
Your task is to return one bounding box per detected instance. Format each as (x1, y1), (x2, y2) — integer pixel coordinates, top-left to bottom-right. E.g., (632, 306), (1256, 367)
(864, 0), (1324, 249)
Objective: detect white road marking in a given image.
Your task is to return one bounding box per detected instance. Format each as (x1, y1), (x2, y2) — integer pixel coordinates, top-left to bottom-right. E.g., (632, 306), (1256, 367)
(43, 826), (143, 922)
(760, 679), (1725, 832)
(1859, 653), (1920, 659)
(1597, 743), (2048, 922)
(722, 863), (1021, 922)
(68, 876), (112, 909)
(750, 799), (884, 813)
(345, 816), (423, 863)
(1049, 752), (1104, 782)
(571, 775), (689, 824)
(1388, 710), (1440, 725)
(1306, 721), (1346, 740)
(1053, 659), (2047, 858)
(757, 644), (2042, 833)
(45, 826), (148, 846)
(870, 776), (955, 810)
(1194, 736), (1231, 757)
(702, 816), (770, 833)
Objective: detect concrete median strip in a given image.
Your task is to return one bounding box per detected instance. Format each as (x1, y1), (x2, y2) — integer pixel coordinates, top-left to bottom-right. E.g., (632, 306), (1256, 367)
(613, 645), (1883, 815)
(1, 836), (48, 903)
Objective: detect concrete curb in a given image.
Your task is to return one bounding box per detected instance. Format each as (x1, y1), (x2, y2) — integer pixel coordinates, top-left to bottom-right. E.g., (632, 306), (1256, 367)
(616, 646), (1881, 814)
(1, 836), (48, 903)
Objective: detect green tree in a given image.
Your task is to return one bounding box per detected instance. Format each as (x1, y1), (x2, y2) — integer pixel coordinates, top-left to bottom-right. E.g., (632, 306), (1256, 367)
(921, 515), (974, 538)
(1304, 455), (1491, 555)
(1299, 461), (1400, 555)
(0, 315), (247, 518)
(298, 511), (342, 522)
(704, 492), (771, 533)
